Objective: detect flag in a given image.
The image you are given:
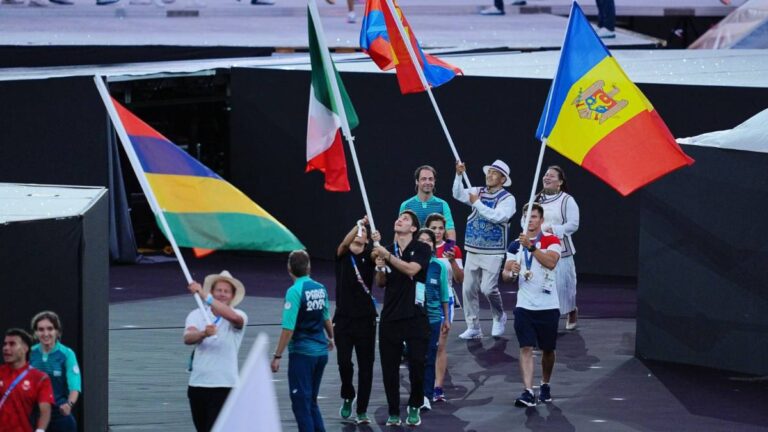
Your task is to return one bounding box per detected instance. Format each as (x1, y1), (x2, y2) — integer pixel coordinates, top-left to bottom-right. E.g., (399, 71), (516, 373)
(360, 0), (462, 94)
(536, 2), (694, 196)
(110, 98), (304, 252)
(212, 334), (282, 432)
(307, 7), (359, 192)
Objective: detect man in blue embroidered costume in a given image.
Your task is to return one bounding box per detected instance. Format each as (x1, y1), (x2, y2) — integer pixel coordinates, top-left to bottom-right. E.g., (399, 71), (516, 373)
(400, 165), (457, 241)
(503, 203), (562, 407)
(453, 160), (516, 339)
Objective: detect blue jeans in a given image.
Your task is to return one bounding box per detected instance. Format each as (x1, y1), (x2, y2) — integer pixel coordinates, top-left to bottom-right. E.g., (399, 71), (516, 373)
(423, 320), (442, 400)
(596, 0), (616, 30)
(288, 353), (328, 432)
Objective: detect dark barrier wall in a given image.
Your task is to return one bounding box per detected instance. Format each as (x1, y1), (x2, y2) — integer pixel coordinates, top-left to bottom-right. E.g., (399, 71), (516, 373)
(636, 145), (768, 376)
(0, 193), (110, 432)
(229, 67), (768, 277)
(0, 76), (108, 187)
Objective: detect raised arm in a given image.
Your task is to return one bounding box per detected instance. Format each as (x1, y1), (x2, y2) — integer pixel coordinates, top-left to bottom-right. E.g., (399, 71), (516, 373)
(188, 282), (245, 329)
(337, 216), (369, 256)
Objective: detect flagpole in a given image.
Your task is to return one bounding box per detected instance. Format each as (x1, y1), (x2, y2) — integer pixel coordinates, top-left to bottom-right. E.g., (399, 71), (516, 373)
(381, 0), (472, 189)
(519, 2), (574, 262)
(93, 75), (212, 324)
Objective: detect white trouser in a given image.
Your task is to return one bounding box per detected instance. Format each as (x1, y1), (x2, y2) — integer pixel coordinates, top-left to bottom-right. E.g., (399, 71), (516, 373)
(462, 252), (505, 329)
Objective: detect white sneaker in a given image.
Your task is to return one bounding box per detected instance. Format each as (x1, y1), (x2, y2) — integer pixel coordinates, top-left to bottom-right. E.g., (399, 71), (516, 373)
(597, 27), (616, 38)
(479, 5), (504, 15)
(346, 11), (356, 23)
(420, 396), (431, 411)
(458, 327), (483, 339)
(491, 312), (507, 337)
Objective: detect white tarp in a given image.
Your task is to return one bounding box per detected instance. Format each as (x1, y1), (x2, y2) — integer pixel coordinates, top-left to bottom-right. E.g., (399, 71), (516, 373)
(676, 108), (768, 154)
(690, 0), (768, 49)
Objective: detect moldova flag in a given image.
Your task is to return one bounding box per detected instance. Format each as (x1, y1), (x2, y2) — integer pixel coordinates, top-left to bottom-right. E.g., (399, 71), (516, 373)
(537, 2), (694, 196)
(110, 98), (304, 252)
(360, 0), (462, 94)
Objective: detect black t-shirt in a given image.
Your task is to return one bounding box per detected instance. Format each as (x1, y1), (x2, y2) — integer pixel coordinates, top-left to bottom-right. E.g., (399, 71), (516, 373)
(380, 238), (432, 322)
(334, 247), (377, 319)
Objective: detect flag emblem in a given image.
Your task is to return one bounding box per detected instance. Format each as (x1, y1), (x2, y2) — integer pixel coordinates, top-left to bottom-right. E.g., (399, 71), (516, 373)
(573, 80), (628, 124)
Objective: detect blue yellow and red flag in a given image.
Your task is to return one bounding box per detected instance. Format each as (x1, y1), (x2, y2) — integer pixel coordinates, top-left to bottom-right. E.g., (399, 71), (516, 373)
(110, 98), (304, 252)
(360, 0), (462, 94)
(537, 2), (694, 196)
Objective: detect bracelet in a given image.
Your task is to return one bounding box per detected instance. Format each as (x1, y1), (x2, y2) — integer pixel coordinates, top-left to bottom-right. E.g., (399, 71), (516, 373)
(273, 354), (282, 359)
(67, 400), (75, 407)
(205, 294), (214, 306)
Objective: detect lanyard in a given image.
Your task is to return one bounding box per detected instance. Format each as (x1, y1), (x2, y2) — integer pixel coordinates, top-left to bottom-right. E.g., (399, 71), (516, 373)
(0, 367), (31, 410)
(522, 232), (544, 271)
(393, 242), (401, 258)
(350, 255), (372, 296)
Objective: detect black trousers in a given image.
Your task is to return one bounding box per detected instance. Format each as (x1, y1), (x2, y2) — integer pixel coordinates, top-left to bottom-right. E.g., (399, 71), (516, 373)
(188, 386), (231, 432)
(335, 315), (377, 414)
(379, 315), (430, 416)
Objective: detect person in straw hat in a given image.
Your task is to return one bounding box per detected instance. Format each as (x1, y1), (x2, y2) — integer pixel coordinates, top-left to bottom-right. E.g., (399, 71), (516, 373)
(452, 159), (516, 339)
(184, 270), (248, 432)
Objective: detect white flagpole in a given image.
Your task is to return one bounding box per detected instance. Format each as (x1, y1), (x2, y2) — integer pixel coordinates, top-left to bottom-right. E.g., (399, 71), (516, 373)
(381, 0), (472, 188)
(93, 75), (212, 324)
(308, 0), (381, 242)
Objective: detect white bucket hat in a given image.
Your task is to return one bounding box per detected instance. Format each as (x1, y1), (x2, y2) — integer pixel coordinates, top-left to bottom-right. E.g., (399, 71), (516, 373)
(202, 270), (246, 307)
(482, 159), (512, 187)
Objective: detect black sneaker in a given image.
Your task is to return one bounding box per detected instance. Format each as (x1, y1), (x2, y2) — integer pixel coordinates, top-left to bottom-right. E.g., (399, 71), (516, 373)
(539, 384), (552, 403)
(514, 389), (536, 407)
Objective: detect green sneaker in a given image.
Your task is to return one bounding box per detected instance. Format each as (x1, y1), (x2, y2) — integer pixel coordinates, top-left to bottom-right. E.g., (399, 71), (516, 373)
(356, 412), (371, 425)
(406, 406), (422, 426)
(386, 415), (402, 426)
(339, 398), (354, 420)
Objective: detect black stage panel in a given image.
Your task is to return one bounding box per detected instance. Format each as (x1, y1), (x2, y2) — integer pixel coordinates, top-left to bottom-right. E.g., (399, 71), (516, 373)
(0, 192), (110, 432)
(636, 145), (768, 376)
(0, 76), (108, 188)
(229, 67), (768, 277)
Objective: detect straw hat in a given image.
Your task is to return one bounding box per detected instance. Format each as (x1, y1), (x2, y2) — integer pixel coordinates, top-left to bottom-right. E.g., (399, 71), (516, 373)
(202, 270), (245, 307)
(482, 159), (512, 187)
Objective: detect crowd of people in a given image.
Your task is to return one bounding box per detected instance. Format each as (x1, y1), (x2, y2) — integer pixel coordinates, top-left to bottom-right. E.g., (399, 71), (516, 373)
(254, 160), (582, 430)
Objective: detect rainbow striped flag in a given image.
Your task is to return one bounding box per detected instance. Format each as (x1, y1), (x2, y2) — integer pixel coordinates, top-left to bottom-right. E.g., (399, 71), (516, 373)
(111, 98), (304, 252)
(537, 2), (694, 196)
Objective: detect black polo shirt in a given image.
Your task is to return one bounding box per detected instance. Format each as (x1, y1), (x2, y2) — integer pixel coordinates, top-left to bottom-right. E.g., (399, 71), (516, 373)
(380, 238), (432, 322)
(334, 248), (377, 319)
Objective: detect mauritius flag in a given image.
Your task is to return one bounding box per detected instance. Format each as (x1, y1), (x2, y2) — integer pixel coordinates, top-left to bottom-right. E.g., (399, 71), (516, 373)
(360, 0), (462, 94)
(109, 98), (304, 252)
(306, 6), (359, 192)
(537, 2), (693, 196)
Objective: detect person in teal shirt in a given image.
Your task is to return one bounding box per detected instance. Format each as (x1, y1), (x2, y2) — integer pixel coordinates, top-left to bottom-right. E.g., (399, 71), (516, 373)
(415, 229), (451, 410)
(400, 165), (457, 241)
(30, 311), (81, 432)
(271, 250), (334, 432)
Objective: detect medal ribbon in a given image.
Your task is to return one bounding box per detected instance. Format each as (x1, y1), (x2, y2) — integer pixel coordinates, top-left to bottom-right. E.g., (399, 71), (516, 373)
(349, 255), (373, 296)
(0, 367), (31, 410)
(522, 232), (544, 272)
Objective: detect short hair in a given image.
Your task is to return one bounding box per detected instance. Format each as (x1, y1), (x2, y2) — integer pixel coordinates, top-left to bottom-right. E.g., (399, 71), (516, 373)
(414, 165), (437, 181)
(416, 228), (436, 249)
(425, 213), (446, 229)
(522, 202), (544, 218)
(399, 209), (420, 231)
(5, 328), (33, 361)
(288, 250), (311, 277)
(31, 310), (63, 340)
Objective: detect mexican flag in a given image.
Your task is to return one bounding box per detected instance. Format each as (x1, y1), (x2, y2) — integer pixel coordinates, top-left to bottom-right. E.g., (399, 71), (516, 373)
(306, 8), (360, 192)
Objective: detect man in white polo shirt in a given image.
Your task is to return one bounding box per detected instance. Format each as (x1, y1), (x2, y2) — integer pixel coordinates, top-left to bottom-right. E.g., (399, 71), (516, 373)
(503, 203), (561, 408)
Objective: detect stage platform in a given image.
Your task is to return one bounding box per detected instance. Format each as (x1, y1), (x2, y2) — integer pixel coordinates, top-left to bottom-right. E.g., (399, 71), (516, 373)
(107, 254), (768, 431)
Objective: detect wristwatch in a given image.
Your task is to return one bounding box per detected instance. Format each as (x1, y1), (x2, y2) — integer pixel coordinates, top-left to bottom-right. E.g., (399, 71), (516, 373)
(527, 244), (537, 252)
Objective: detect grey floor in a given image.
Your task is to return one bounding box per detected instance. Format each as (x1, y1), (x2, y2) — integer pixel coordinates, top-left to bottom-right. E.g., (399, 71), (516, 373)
(108, 293), (768, 431)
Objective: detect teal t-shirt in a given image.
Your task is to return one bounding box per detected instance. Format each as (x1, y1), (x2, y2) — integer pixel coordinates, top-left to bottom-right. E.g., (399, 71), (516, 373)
(281, 276), (331, 356)
(424, 258), (450, 323)
(30, 341), (81, 410)
(399, 195), (455, 230)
